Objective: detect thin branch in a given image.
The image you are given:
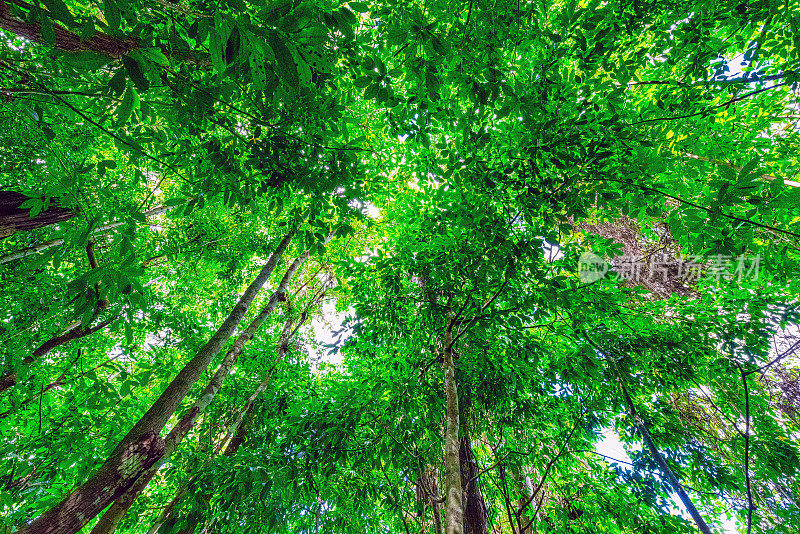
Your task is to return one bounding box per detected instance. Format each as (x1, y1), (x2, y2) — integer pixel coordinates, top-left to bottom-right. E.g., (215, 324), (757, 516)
(582, 176), (800, 239)
(736, 363), (754, 534)
(630, 82), (789, 126)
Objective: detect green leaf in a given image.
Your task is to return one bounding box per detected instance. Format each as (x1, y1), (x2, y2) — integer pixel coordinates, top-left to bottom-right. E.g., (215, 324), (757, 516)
(116, 83), (138, 125)
(266, 32), (299, 89)
(226, 26), (241, 65)
(354, 76), (372, 88)
(62, 51), (111, 70)
(41, 0), (75, 27)
(122, 56), (149, 92)
(103, 0), (121, 31)
(348, 2), (369, 12)
(41, 17), (56, 46)
(740, 157), (760, 180)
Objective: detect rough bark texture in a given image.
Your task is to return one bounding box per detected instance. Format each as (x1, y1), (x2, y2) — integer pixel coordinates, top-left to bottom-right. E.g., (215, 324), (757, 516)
(0, 0), (139, 56)
(0, 0), (208, 63)
(0, 205), (169, 266)
(149, 314), (301, 534)
(443, 313), (464, 534)
(92, 251), (316, 534)
(15, 229), (295, 534)
(417, 465), (442, 534)
(459, 428), (488, 534)
(0, 190), (74, 239)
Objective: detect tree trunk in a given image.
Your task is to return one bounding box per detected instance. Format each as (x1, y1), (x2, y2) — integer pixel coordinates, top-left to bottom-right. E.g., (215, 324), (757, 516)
(443, 311), (464, 534)
(0, 0), (207, 62)
(90, 245), (312, 534)
(0, 205), (169, 266)
(15, 228), (295, 534)
(0, 191), (74, 239)
(459, 426), (488, 534)
(613, 360), (713, 534)
(0, 0), (139, 57)
(148, 313), (303, 534)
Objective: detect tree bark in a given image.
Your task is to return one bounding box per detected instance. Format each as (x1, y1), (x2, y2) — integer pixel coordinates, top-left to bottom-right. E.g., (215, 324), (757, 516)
(15, 228), (296, 534)
(0, 0), (139, 57)
(443, 311), (464, 534)
(0, 0), (208, 62)
(0, 205), (169, 266)
(89, 244), (311, 534)
(0, 190), (74, 239)
(459, 426), (488, 534)
(148, 312), (303, 534)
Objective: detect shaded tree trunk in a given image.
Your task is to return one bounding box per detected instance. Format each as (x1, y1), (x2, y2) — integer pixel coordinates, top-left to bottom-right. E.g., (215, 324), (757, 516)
(1, 0), (140, 57)
(0, 205), (169, 266)
(90, 244), (314, 534)
(459, 426), (488, 534)
(15, 228), (296, 534)
(0, 191), (73, 239)
(443, 311), (464, 534)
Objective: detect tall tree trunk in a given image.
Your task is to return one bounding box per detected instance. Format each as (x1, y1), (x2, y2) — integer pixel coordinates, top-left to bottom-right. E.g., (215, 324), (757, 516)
(90, 246), (314, 534)
(0, 191), (74, 239)
(15, 229), (296, 534)
(459, 426), (488, 534)
(148, 311), (304, 534)
(443, 311), (464, 534)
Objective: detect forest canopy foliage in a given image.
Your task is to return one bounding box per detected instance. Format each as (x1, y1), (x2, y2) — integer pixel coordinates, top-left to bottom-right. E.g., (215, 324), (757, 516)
(1, 0), (800, 533)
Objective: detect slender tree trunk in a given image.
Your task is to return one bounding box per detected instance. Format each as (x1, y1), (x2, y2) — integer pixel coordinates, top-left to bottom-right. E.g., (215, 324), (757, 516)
(0, 191), (74, 239)
(513, 467), (534, 534)
(90, 245), (313, 534)
(584, 334), (714, 534)
(614, 362), (713, 534)
(432, 499), (443, 534)
(148, 312), (303, 534)
(443, 311), (464, 534)
(15, 229), (296, 534)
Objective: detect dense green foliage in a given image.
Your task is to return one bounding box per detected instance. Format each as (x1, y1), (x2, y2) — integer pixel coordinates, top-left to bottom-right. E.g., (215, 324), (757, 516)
(1, 0), (800, 533)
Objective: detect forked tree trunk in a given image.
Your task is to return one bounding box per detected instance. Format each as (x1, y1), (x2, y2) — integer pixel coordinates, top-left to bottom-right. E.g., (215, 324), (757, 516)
(443, 311), (464, 534)
(15, 228), (296, 534)
(90, 246), (314, 534)
(0, 191), (74, 239)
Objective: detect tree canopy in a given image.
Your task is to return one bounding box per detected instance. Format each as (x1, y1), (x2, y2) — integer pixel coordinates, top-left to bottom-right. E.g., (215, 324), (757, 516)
(1, 0), (799, 533)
